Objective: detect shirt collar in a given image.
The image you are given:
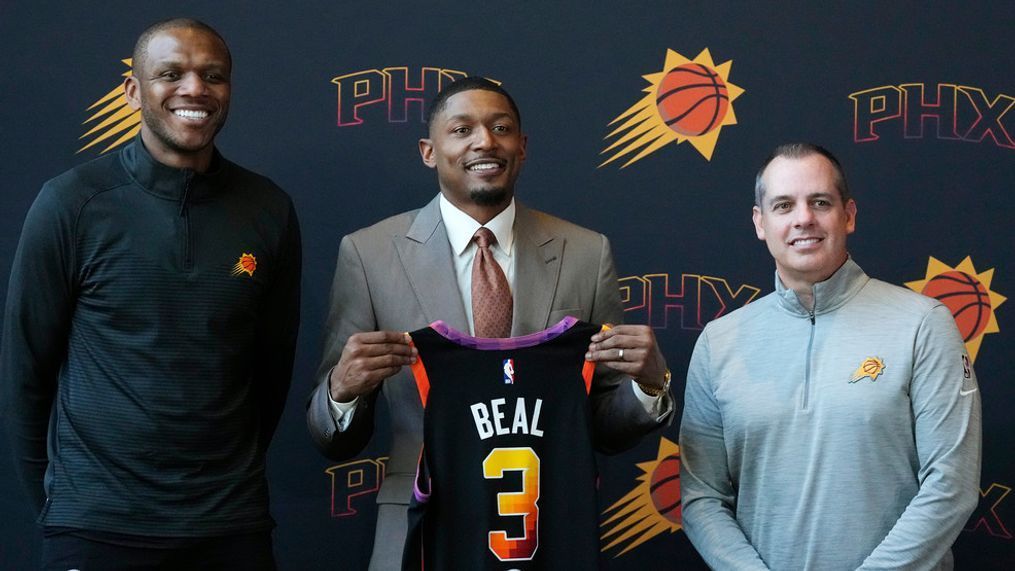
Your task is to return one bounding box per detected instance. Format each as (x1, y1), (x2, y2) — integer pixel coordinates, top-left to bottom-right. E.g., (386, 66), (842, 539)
(439, 194), (515, 256)
(774, 256), (870, 317)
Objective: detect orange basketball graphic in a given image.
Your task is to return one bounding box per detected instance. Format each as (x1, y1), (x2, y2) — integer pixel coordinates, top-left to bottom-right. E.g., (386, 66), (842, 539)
(649, 454), (681, 524)
(921, 271), (992, 342)
(232, 253), (258, 277)
(655, 63), (730, 137)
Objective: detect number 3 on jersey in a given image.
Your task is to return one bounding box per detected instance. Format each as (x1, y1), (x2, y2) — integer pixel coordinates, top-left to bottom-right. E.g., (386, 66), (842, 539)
(483, 447), (540, 561)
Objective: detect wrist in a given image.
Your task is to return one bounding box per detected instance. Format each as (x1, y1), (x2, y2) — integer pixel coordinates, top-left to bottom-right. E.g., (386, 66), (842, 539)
(636, 369), (671, 397)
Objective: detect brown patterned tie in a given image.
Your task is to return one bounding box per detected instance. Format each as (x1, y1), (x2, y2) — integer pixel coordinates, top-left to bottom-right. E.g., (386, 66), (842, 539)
(471, 227), (513, 338)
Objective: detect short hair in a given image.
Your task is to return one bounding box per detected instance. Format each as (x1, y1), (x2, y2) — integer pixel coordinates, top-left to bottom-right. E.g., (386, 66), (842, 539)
(425, 76), (521, 131)
(754, 143), (851, 207)
(132, 18), (231, 76)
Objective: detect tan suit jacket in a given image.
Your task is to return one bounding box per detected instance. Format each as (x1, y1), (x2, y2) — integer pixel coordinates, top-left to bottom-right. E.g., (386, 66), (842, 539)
(307, 196), (669, 568)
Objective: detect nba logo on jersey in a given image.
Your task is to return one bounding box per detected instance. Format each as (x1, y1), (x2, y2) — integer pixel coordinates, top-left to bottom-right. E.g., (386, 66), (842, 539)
(502, 359), (515, 384)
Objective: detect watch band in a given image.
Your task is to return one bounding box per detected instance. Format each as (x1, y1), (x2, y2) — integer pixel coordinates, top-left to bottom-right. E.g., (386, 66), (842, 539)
(637, 368), (671, 397)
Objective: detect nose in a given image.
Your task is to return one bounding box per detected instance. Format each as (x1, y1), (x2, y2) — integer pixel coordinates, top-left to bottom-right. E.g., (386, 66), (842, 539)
(177, 72), (209, 96)
(471, 126), (496, 150)
(793, 204), (816, 227)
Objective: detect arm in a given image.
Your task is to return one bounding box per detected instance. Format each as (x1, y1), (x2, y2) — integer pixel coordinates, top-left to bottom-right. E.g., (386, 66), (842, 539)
(252, 199), (301, 451)
(679, 331), (770, 570)
(0, 184), (77, 514)
(858, 305), (982, 569)
(307, 235), (413, 459)
(586, 235), (671, 454)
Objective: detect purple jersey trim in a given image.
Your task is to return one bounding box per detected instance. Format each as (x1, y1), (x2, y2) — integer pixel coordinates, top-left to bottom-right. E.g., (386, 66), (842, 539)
(428, 316), (579, 350)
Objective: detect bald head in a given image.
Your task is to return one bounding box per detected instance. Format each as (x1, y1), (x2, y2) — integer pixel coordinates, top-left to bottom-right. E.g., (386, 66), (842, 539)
(132, 18), (230, 77)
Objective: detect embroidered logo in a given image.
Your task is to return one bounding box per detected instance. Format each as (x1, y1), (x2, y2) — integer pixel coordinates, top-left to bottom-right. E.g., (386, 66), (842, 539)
(502, 359), (515, 385)
(850, 356), (885, 383)
(231, 253), (257, 277)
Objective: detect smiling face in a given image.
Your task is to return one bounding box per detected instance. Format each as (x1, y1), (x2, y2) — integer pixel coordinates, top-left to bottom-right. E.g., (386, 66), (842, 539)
(419, 88), (526, 223)
(124, 26), (231, 172)
(753, 153), (857, 293)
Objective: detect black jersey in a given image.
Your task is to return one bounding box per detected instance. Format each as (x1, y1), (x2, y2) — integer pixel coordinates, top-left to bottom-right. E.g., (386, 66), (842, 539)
(403, 317), (604, 570)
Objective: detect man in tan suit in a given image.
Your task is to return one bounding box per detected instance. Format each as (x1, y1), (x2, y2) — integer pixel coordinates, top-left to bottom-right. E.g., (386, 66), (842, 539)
(307, 77), (672, 569)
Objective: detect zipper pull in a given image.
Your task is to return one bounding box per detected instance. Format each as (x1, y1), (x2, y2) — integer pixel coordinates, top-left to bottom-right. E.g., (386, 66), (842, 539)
(179, 171), (194, 216)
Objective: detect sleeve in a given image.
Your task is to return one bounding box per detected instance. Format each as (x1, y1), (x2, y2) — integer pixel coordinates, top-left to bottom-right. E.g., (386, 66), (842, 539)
(858, 304), (982, 569)
(679, 330), (770, 570)
(588, 234), (672, 455)
(252, 198), (302, 452)
(0, 184), (78, 514)
(306, 234), (381, 459)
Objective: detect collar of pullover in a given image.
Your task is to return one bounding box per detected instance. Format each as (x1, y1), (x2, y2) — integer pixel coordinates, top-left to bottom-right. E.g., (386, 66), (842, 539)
(121, 136), (230, 203)
(774, 257), (870, 317)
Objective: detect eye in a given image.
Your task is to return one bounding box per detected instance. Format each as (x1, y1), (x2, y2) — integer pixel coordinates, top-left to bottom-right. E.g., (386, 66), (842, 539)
(160, 70), (181, 80)
(492, 124), (509, 133)
(204, 72), (226, 83)
(812, 199), (832, 208)
(772, 202), (791, 212)
(451, 126), (471, 135)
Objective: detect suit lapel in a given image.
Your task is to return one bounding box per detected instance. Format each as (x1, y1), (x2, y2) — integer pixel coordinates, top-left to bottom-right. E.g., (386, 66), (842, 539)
(394, 196), (470, 332)
(512, 204), (563, 335)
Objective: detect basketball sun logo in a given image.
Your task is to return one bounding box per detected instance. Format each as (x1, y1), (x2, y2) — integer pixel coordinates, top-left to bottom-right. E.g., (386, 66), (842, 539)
(905, 256), (1006, 363)
(600, 48), (744, 167)
(600, 437), (682, 557)
(79, 58), (139, 155)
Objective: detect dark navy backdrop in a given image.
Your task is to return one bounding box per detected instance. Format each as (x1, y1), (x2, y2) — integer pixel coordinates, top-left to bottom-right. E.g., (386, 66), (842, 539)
(2, 2), (1012, 568)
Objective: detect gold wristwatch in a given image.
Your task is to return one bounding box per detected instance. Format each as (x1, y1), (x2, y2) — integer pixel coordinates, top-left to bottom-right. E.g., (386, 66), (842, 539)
(637, 369), (671, 397)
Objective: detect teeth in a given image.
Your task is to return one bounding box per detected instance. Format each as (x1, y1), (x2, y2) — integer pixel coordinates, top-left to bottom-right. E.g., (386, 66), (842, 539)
(793, 238), (820, 245)
(468, 162), (500, 171)
(174, 109), (209, 119)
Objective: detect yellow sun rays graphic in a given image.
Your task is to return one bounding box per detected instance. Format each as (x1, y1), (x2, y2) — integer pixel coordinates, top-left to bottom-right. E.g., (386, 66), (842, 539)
(905, 256), (1006, 362)
(600, 437), (682, 556)
(600, 48), (744, 167)
(78, 58), (140, 154)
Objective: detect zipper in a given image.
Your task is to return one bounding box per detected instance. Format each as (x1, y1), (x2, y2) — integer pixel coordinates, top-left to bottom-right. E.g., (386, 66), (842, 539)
(802, 295), (816, 411)
(180, 171), (193, 270)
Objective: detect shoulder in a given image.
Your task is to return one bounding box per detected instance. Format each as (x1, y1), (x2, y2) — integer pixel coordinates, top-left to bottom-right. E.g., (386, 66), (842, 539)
(519, 205), (605, 241)
(223, 160), (294, 212)
(701, 291), (779, 340)
(854, 278), (943, 320)
(34, 152), (129, 219)
(346, 207), (422, 243)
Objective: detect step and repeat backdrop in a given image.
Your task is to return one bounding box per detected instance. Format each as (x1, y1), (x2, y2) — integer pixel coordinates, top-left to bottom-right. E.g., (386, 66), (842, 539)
(1, 2), (1012, 569)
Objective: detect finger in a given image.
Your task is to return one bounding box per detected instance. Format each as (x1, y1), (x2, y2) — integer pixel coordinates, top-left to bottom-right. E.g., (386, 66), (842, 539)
(351, 330), (412, 345)
(347, 340), (417, 359)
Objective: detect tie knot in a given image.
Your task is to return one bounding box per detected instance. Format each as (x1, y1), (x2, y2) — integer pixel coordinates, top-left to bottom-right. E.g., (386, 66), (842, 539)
(473, 227), (496, 249)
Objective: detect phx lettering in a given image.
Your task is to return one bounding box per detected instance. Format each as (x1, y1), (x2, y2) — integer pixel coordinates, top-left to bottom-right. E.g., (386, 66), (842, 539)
(332, 66), (468, 126)
(850, 83), (1014, 149)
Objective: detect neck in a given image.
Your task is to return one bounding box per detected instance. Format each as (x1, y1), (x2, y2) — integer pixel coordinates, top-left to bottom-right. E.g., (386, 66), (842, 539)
(140, 128), (214, 173)
(443, 195), (511, 225)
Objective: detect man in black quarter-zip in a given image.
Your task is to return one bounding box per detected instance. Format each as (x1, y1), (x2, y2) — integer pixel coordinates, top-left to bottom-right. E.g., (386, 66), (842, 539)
(1, 18), (300, 570)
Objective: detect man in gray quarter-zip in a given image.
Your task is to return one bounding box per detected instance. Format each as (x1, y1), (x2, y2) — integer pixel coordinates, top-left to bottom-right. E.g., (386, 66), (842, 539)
(679, 143), (981, 570)
(1, 18), (300, 570)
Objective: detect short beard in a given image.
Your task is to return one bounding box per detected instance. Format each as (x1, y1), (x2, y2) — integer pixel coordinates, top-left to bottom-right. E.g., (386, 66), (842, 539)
(469, 186), (510, 207)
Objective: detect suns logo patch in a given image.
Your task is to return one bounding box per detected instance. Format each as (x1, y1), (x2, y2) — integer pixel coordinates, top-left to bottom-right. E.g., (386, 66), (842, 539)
(231, 253), (257, 277)
(850, 356), (886, 383)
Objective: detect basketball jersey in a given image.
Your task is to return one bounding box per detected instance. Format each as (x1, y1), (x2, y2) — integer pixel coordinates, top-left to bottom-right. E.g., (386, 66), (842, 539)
(402, 317), (604, 570)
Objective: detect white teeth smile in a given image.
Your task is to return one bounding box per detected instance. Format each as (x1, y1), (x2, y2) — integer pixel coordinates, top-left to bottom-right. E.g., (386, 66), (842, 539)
(468, 162), (500, 172)
(792, 238), (821, 246)
(174, 109), (209, 119)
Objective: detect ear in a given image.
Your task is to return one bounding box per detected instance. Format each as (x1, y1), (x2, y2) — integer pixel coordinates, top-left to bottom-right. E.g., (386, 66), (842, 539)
(418, 138), (436, 168)
(518, 133), (528, 162)
(752, 206), (766, 240)
(845, 199), (857, 235)
(124, 76), (142, 111)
